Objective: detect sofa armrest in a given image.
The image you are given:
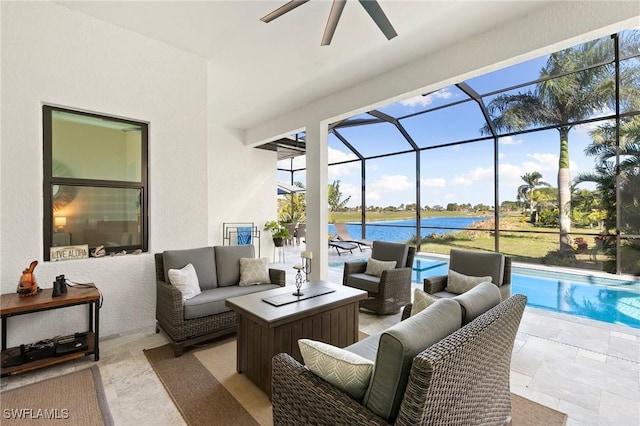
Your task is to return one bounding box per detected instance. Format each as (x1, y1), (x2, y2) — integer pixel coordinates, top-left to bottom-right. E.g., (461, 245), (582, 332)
(269, 268), (286, 287)
(272, 353), (389, 426)
(343, 261), (367, 284)
(156, 280), (184, 324)
(424, 275), (447, 294)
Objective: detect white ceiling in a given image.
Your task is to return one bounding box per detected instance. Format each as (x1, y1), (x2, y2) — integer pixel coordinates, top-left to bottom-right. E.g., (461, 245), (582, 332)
(55, 1), (559, 130)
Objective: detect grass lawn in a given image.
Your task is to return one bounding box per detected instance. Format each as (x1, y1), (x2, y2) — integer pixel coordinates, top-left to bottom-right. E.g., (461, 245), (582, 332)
(330, 210), (613, 272)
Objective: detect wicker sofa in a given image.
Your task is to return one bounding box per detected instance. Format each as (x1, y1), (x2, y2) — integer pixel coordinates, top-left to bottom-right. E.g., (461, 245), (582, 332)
(154, 245), (285, 356)
(272, 283), (527, 425)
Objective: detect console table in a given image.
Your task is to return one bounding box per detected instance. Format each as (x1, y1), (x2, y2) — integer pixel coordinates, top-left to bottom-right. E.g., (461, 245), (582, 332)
(1, 285), (100, 377)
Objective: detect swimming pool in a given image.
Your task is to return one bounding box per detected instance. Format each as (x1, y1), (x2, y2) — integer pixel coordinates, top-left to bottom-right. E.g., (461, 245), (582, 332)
(412, 256), (640, 329)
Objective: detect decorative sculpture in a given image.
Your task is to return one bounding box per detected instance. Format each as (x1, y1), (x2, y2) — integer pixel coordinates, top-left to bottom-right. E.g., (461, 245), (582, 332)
(17, 260), (40, 297)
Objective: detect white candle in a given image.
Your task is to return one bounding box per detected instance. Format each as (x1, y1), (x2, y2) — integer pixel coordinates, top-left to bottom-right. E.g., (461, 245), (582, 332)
(301, 251), (313, 259)
(293, 263), (303, 270)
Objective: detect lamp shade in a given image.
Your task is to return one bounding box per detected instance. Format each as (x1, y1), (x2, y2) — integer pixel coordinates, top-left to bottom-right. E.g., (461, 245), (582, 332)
(54, 216), (67, 228)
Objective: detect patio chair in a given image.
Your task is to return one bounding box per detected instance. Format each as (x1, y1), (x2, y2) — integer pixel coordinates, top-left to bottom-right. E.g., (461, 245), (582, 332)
(343, 241), (415, 315)
(296, 223), (306, 245)
(333, 222), (372, 251)
(408, 249), (511, 316)
(284, 223), (296, 246)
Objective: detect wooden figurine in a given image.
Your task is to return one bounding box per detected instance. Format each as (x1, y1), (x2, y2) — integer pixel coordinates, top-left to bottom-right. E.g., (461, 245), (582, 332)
(17, 260), (40, 297)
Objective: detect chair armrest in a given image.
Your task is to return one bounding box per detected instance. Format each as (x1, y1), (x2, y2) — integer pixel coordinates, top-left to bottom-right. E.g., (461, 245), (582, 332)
(269, 268), (286, 287)
(401, 304), (412, 321)
(343, 261), (367, 284)
(156, 280), (184, 323)
(272, 353), (389, 426)
(424, 275), (447, 294)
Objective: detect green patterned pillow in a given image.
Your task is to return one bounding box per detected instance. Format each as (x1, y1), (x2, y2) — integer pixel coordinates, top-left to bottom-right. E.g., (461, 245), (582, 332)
(298, 339), (374, 401)
(445, 269), (492, 294)
(364, 258), (397, 277)
(410, 288), (438, 316)
(239, 257), (270, 286)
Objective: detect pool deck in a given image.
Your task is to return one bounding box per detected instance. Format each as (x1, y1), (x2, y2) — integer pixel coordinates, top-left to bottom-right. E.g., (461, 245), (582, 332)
(285, 243), (640, 426)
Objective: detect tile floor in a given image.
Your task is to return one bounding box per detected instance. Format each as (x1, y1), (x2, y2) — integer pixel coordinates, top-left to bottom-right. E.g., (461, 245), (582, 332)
(1, 244), (639, 425)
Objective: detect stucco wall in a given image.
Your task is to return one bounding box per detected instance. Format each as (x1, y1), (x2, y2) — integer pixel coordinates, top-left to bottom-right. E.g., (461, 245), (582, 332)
(0, 1), (276, 346)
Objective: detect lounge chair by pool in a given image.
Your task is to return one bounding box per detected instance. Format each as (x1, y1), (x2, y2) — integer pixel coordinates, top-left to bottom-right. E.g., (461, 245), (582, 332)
(333, 222), (372, 251)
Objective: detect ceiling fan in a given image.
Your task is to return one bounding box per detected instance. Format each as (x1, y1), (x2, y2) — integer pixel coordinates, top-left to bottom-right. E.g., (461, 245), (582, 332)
(261, 0), (397, 46)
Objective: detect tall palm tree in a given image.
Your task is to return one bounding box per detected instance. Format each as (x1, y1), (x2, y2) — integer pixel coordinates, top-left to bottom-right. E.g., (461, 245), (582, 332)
(483, 37), (616, 252)
(517, 171), (551, 222)
(328, 180), (351, 220)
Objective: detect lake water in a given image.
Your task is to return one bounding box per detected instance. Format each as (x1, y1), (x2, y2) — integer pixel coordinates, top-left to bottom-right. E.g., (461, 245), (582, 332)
(328, 217), (488, 243)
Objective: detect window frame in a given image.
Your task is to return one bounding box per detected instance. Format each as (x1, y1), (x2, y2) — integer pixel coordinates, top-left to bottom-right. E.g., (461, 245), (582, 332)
(42, 105), (149, 260)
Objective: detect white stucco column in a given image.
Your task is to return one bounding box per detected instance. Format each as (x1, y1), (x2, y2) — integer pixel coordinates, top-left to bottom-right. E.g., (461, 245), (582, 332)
(304, 118), (329, 281)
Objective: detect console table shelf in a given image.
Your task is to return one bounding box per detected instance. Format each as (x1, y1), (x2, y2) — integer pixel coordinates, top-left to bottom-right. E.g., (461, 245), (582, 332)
(1, 286), (100, 378)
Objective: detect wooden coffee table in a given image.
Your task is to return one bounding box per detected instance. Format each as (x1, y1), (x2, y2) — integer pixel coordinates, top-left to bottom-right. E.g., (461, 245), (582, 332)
(225, 280), (366, 398)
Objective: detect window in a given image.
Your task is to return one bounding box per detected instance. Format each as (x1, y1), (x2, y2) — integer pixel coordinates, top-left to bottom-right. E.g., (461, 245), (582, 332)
(43, 106), (148, 260)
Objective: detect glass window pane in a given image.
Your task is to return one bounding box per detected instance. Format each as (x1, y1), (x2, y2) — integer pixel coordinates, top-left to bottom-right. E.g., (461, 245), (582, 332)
(51, 186), (141, 249)
(400, 99), (488, 147)
(52, 110), (142, 182)
(620, 57), (640, 114)
(334, 122), (413, 157)
(380, 86), (469, 117)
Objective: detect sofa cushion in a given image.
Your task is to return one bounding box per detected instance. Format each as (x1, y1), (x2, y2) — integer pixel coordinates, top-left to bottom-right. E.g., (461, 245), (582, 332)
(445, 269), (492, 294)
(449, 249), (505, 285)
(365, 258), (397, 277)
(167, 263), (201, 301)
(239, 257), (270, 286)
(372, 241), (409, 268)
(214, 245), (255, 287)
(298, 339), (374, 401)
(410, 288), (438, 316)
(345, 331), (382, 362)
(183, 284), (280, 320)
(163, 247), (217, 290)
(363, 298), (462, 423)
(346, 273), (380, 294)
(452, 281), (501, 325)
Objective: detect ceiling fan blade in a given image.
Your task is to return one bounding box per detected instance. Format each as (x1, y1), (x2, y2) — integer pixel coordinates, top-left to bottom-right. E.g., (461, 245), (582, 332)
(321, 0), (347, 46)
(358, 0), (397, 40)
(261, 0), (310, 23)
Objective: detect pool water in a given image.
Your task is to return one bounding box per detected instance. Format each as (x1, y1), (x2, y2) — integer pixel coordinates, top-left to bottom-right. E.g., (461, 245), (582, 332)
(412, 257), (640, 329)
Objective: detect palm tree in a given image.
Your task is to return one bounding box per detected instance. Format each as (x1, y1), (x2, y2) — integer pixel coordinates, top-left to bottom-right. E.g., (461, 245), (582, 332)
(517, 171), (551, 223)
(328, 180), (351, 220)
(482, 37), (616, 252)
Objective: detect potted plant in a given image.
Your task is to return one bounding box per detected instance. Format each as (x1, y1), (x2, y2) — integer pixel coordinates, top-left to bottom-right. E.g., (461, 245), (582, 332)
(264, 220), (290, 247)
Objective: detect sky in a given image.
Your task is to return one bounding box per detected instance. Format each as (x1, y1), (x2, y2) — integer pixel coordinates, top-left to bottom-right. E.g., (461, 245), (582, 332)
(277, 34), (624, 209)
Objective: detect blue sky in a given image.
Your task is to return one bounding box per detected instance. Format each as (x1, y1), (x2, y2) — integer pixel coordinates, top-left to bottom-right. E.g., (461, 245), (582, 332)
(277, 36), (619, 209)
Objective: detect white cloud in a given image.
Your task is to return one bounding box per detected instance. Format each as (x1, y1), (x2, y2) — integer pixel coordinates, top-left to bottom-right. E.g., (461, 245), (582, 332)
(327, 146), (359, 178)
(421, 178), (446, 187)
(498, 163), (524, 185)
(399, 88), (454, 108)
(499, 136), (523, 145)
(369, 174), (413, 192)
(452, 167), (493, 185)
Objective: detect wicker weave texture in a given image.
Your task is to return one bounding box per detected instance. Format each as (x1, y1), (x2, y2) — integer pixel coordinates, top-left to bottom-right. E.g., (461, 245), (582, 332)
(396, 294), (526, 426)
(343, 246), (416, 315)
(271, 294), (526, 426)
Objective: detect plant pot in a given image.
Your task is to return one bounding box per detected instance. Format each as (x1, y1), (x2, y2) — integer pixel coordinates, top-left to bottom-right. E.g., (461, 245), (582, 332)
(273, 237), (284, 247)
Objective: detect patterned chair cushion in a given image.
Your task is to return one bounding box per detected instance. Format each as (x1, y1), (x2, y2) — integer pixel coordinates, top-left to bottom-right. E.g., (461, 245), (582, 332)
(298, 339), (374, 401)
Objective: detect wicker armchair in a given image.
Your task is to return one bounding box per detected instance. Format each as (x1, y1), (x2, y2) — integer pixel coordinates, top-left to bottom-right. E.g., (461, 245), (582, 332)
(272, 294), (527, 426)
(343, 241), (416, 315)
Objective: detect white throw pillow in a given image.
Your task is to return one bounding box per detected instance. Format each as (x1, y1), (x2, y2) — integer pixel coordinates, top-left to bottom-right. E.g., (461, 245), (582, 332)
(410, 288), (438, 316)
(445, 269), (493, 294)
(364, 258), (397, 277)
(168, 263), (201, 301)
(298, 339), (374, 401)
(239, 257), (271, 286)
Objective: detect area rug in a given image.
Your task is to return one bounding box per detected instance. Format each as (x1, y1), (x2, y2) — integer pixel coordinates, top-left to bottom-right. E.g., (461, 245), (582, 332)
(144, 336), (567, 426)
(0, 365), (113, 426)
